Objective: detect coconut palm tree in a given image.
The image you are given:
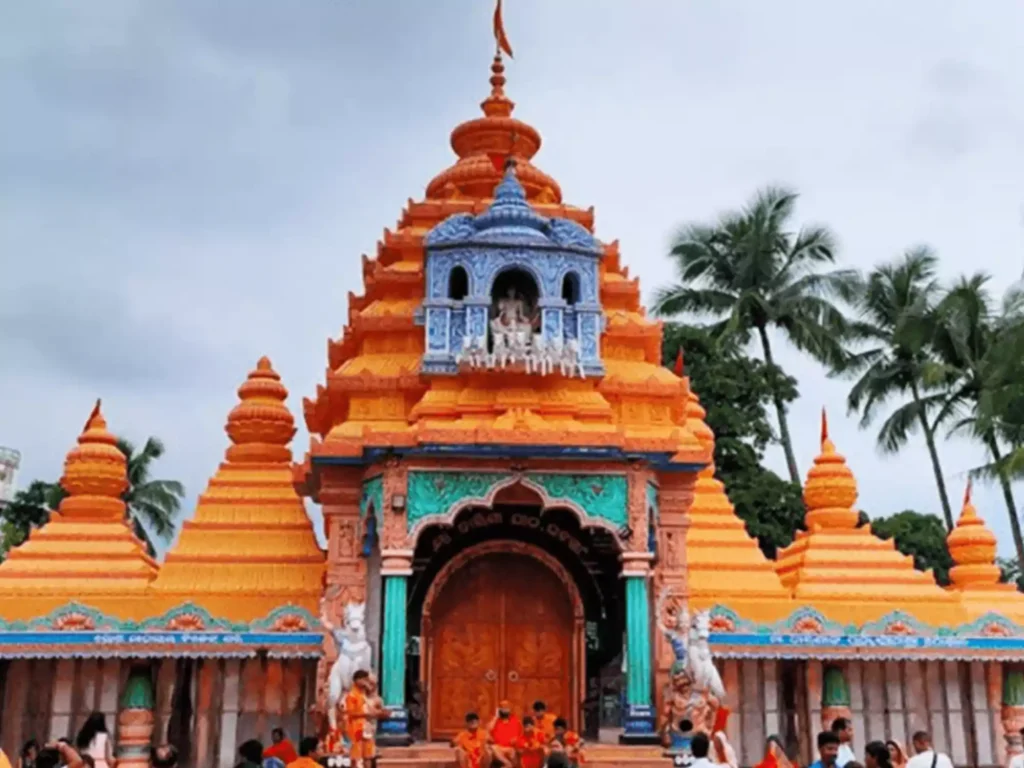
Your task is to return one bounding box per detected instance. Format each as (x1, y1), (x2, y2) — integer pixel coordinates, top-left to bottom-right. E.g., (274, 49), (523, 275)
(838, 247), (955, 529)
(118, 437), (185, 554)
(653, 186), (861, 484)
(927, 274), (1024, 568)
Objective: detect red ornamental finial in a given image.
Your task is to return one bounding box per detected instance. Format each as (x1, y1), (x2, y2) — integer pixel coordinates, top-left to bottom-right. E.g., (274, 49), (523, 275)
(964, 477), (973, 507)
(674, 348), (685, 376)
(820, 407), (829, 446)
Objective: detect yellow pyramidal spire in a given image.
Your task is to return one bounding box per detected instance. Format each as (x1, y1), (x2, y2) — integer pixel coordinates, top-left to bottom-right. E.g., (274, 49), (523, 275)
(946, 480), (1024, 623)
(774, 408), (958, 625)
(0, 400), (157, 620)
(678, 356), (789, 620)
(151, 358), (324, 622)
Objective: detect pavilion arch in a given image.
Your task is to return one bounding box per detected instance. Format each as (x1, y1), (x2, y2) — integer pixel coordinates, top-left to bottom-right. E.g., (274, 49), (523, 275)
(447, 265), (469, 301)
(561, 270), (581, 305)
(405, 473), (625, 550)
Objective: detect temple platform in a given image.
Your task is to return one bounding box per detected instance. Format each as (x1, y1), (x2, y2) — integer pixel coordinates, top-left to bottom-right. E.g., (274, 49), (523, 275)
(378, 743), (674, 768)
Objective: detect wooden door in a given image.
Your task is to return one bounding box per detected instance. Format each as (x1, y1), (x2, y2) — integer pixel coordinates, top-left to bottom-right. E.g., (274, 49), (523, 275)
(429, 553), (573, 740)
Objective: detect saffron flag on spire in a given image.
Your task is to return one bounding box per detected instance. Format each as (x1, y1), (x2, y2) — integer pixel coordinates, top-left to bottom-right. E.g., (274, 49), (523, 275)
(493, 0), (514, 58)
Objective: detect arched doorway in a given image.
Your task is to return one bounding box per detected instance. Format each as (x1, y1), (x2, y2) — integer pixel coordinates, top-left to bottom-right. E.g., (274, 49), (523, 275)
(422, 542), (584, 740)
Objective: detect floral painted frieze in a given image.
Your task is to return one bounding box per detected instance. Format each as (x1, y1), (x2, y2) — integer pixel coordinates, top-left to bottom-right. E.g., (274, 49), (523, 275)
(0, 602), (324, 659)
(705, 604), (1024, 660)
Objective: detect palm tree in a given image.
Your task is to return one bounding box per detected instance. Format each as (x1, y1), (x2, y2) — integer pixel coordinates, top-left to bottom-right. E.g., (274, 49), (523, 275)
(927, 274), (1024, 569)
(653, 186), (860, 483)
(838, 247), (955, 529)
(117, 437), (186, 555)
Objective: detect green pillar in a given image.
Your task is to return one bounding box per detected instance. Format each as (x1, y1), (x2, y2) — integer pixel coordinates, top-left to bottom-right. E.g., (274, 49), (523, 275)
(380, 574), (407, 707)
(378, 557), (412, 745)
(622, 568), (656, 741)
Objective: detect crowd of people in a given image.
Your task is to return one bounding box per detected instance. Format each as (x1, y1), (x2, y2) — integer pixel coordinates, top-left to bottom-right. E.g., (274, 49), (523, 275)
(753, 718), (956, 768)
(0, 713), (180, 768)
(450, 701), (583, 768)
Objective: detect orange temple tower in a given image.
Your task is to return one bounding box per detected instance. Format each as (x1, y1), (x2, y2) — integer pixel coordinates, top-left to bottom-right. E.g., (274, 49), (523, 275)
(2, 9), (1024, 768)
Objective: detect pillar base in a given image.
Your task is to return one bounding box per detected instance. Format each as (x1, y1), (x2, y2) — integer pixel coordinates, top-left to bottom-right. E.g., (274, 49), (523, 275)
(377, 707), (414, 747)
(619, 704), (660, 745)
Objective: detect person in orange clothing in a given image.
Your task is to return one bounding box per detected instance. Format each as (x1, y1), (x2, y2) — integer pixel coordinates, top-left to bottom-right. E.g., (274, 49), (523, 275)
(487, 700), (523, 768)
(343, 670), (376, 768)
(549, 717), (586, 767)
(452, 712), (490, 768)
(285, 738), (320, 768)
(264, 729), (299, 766)
(532, 700), (558, 741)
(513, 716), (548, 768)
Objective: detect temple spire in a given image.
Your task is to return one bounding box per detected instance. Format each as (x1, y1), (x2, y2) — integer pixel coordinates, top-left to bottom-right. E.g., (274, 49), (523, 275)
(802, 407), (859, 531)
(947, 479), (1002, 588)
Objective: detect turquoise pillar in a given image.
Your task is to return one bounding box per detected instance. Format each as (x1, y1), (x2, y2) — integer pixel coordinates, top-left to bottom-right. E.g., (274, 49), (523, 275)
(622, 569), (657, 743)
(381, 575), (407, 705)
(378, 568), (412, 744)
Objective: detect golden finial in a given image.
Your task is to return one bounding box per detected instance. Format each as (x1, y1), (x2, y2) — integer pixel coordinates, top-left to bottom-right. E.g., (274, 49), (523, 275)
(59, 400), (128, 520)
(225, 357), (296, 463)
(802, 408), (858, 530)
(948, 479), (1000, 587)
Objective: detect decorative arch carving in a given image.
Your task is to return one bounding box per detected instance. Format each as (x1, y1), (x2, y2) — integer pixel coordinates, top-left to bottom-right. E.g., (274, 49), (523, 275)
(406, 471), (625, 548)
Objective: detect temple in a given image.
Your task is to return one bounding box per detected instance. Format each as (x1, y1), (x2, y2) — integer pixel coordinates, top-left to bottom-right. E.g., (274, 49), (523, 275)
(3, 24), (1024, 768)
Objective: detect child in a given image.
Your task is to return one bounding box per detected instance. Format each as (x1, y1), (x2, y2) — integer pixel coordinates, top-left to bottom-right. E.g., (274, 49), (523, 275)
(550, 718), (585, 767)
(513, 716), (547, 768)
(452, 712), (489, 768)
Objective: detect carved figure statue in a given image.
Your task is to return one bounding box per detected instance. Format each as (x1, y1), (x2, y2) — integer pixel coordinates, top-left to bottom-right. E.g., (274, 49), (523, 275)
(661, 662), (719, 748)
(561, 338), (585, 378)
(321, 599), (373, 730)
(656, 588), (723, 748)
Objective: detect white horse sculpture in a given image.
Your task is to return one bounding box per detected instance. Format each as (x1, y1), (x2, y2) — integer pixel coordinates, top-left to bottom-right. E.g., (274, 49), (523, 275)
(561, 338), (585, 378)
(688, 611), (725, 700)
(322, 601), (373, 730)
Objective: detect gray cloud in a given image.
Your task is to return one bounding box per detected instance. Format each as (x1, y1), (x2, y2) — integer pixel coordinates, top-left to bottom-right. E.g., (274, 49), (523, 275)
(2, 0), (1024, 557)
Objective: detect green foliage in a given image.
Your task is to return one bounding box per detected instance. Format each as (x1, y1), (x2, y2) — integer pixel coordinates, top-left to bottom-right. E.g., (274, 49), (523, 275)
(662, 323), (805, 558)
(653, 186), (860, 484)
(835, 248), (955, 529)
(870, 509), (954, 585)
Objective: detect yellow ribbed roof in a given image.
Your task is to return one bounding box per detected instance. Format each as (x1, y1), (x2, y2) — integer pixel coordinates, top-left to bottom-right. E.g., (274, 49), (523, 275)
(679, 356), (790, 621)
(150, 357), (324, 621)
(946, 481), (1024, 624)
(774, 410), (960, 625)
(0, 401), (156, 620)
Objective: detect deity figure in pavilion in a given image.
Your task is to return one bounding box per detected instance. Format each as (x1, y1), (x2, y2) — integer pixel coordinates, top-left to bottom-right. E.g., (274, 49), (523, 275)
(496, 286), (531, 329)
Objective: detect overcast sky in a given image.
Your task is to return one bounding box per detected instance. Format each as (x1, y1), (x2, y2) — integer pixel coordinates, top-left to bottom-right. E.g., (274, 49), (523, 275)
(2, 1), (1023, 556)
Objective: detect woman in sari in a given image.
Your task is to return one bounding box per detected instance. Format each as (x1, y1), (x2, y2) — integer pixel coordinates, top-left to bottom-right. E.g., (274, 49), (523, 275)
(755, 736), (796, 768)
(886, 740), (908, 768)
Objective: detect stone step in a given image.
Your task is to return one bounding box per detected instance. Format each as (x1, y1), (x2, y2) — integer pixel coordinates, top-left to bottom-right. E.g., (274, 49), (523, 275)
(377, 744), (674, 768)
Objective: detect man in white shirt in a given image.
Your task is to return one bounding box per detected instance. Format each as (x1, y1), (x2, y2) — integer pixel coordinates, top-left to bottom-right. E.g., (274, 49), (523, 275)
(906, 731), (955, 768)
(1010, 731), (1024, 768)
(831, 718), (856, 768)
(689, 732), (723, 768)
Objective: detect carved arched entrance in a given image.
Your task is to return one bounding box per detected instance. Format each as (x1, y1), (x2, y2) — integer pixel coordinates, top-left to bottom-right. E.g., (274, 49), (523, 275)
(421, 540), (586, 740)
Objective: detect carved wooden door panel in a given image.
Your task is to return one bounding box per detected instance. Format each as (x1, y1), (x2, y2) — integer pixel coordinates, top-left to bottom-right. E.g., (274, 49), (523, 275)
(430, 559), (502, 738)
(502, 558), (573, 722)
(429, 553), (574, 739)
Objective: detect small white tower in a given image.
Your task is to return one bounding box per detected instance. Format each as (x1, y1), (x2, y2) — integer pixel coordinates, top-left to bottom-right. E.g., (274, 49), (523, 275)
(0, 446), (21, 508)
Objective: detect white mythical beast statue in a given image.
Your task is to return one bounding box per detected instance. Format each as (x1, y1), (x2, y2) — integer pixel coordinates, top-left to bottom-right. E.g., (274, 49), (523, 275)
(687, 610), (725, 701)
(321, 600), (374, 730)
